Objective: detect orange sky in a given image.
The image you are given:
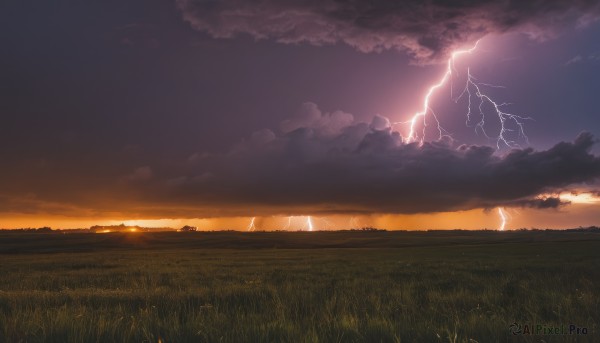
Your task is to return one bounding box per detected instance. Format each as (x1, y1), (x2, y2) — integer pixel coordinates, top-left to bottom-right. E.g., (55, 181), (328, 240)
(2, 194), (599, 230)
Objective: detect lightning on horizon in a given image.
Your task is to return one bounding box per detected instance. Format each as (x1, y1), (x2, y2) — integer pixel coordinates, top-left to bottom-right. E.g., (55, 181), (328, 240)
(306, 216), (313, 231)
(249, 215), (314, 231)
(247, 216), (257, 231)
(498, 207), (507, 231)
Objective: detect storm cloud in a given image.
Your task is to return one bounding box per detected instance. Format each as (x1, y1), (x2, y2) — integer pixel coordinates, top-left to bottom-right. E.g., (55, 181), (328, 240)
(176, 0), (600, 62)
(151, 103), (600, 217)
(501, 197), (570, 210)
(1, 103), (598, 220)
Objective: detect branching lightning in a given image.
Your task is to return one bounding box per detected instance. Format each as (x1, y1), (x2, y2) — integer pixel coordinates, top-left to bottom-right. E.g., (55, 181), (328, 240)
(396, 40), (532, 149)
(246, 42), (529, 233)
(458, 68), (531, 149)
(393, 40), (532, 228)
(399, 43), (479, 144)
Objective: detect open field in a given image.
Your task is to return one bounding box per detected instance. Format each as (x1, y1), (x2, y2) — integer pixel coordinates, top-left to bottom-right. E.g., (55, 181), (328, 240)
(0, 230), (598, 342)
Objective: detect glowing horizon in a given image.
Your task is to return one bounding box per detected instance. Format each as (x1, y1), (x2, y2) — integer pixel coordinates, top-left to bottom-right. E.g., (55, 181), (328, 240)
(3, 193), (600, 231)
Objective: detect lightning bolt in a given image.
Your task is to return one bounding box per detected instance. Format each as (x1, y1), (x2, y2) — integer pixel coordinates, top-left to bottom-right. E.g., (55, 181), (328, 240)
(400, 43), (479, 143)
(306, 216), (313, 231)
(247, 217), (257, 231)
(246, 42), (528, 233)
(458, 68), (531, 149)
(396, 40), (531, 149)
(278, 216), (318, 230)
(393, 40), (532, 228)
(280, 216), (314, 231)
(498, 208), (507, 231)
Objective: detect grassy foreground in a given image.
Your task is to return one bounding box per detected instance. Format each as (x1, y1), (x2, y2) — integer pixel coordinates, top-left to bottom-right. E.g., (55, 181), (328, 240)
(0, 231), (598, 342)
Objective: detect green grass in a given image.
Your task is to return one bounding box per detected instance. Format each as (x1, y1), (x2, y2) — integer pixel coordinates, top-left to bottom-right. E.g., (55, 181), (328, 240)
(0, 231), (598, 342)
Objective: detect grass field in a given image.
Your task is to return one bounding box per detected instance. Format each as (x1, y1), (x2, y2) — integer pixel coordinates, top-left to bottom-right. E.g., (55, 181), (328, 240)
(0, 230), (598, 342)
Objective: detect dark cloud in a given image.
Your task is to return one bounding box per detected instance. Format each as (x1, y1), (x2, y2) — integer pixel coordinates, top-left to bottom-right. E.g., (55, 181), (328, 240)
(0, 194), (100, 217)
(176, 0), (600, 62)
(142, 103), (600, 217)
(1, 103), (599, 219)
(502, 197), (569, 209)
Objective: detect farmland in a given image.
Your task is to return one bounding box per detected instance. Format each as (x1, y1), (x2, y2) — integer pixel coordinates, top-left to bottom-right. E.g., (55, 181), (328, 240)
(0, 230), (598, 342)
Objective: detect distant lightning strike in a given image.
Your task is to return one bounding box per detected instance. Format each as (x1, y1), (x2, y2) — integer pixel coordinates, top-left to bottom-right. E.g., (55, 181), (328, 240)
(247, 217), (257, 231)
(306, 216), (313, 231)
(249, 216), (314, 231)
(399, 40), (531, 149)
(498, 208), (507, 231)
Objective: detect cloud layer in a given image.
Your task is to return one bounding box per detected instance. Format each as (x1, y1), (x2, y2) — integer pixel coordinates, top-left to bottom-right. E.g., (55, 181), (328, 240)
(176, 0), (600, 62)
(153, 103), (600, 217)
(1, 103), (599, 219)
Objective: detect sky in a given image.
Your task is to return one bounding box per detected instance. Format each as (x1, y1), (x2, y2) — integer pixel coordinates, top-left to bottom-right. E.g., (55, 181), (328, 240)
(1, 0), (600, 230)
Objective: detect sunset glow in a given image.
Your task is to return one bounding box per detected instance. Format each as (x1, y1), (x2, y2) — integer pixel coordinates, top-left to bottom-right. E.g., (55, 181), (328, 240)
(557, 192), (600, 204)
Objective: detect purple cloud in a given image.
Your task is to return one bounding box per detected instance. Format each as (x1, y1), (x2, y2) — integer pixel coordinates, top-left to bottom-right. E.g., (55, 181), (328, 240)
(176, 0), (600, 62)
(145, 103), (600, 217)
